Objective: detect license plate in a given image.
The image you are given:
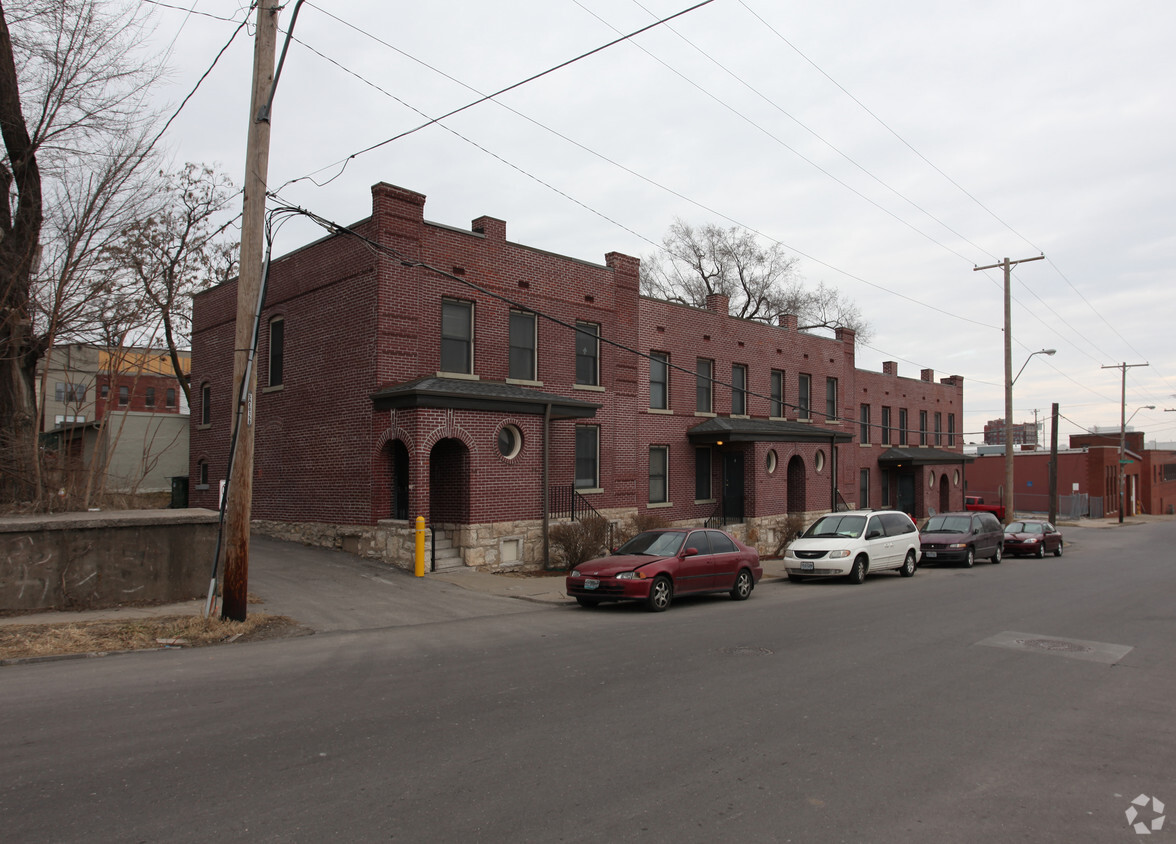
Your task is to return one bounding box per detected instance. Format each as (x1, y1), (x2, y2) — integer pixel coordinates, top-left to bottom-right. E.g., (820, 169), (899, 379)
(584, 578), (599, 590)
(801, 562), (814, 571)
(924, 551), (937, 558)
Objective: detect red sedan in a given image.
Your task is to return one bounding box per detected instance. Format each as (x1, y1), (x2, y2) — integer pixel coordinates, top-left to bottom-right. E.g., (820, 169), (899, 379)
(1003, 520), (1064, 558)
(566, 528), (762, 612)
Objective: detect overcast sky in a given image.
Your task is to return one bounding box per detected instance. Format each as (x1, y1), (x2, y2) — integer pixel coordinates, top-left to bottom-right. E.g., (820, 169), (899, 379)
(146, 0), (1176, 446)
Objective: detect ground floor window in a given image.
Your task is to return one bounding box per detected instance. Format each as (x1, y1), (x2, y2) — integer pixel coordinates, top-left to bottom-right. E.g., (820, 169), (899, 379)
(695, 447), (712, 500)
(860, 468), (870, 508)
(649, 446), (668, 503)
(575, 425), (599, 489)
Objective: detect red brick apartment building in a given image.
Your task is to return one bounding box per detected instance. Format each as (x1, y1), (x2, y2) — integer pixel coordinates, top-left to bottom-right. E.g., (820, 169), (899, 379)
(190, 183), (969, 571)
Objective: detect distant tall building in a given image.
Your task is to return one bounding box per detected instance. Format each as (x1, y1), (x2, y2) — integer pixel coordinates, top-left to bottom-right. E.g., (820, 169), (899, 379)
(984, 418), (1038, 446)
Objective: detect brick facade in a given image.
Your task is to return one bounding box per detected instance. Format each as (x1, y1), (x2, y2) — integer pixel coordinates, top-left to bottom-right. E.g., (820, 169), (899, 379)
(190, 183), (968, 570)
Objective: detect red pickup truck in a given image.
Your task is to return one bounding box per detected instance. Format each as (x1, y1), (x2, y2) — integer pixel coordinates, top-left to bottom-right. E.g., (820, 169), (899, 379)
(965, 495), (1005, 521)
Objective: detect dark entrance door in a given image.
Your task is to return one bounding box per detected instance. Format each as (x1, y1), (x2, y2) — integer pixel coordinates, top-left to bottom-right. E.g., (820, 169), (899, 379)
(897, 473), (915, 517)
(722, 452), (745, 522)
(392, 440), (410, 520)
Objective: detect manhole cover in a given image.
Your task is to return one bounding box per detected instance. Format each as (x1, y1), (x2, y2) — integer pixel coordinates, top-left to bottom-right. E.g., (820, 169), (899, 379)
(1016, 638), (1091, 653)
(719, 646), (774, 656)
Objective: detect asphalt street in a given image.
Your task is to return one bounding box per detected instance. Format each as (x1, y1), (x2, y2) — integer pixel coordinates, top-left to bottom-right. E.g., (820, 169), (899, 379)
(2, 522), (1173, 843)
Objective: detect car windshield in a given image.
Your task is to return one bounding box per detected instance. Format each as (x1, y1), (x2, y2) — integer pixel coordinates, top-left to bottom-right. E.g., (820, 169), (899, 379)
(803, 515), (866, 539)
(1006, 522), (1044, 534)
(614, 530), (686, 557)
(923, 515), (972, 533)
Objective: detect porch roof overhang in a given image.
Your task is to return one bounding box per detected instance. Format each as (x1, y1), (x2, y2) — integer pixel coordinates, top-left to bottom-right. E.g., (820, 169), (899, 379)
(686, 416), (853, 445)
(877, 446), (975, 466)
(370, 376), (600, 420)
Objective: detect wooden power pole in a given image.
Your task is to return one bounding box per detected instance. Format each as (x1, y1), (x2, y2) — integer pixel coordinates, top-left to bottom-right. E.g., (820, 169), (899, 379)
(974, 254), (1044, 524)
(221, 3), (278, 621)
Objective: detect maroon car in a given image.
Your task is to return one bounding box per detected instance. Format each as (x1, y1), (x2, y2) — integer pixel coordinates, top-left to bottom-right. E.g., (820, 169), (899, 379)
(1003, 520), (1064, 558)
(566, 528), (762, 612)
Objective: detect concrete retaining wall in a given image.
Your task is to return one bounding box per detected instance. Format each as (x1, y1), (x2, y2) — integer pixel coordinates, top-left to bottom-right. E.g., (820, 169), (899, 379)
(0, 509), (219, 613)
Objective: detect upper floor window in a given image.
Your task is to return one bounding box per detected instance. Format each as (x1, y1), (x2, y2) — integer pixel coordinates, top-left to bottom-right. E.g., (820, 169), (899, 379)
(798, 373), (811, 419)
(649, 445), (669, 504)
(575, 425), (599, 489)
(919, 410), (928, 445)
(770, 370), (784, 418)
(509, 311), (536, 381)
(934, 412), (943, 446)
(201, 383), (211, 426)
(166, 388), (176, 408)
(696, 358), (713, 413)
(731, 364), (747, 415)
(441, 299), (473, 374)
(575, 321), (599, 386)
(268, 316), (285, 387)
(860, 404), (870, 442)
(146, 387), (156, 408)
(899, 408), (909, 445)
(881, 406), (892, 445)
(55, 383), (86, 403)
(825, 377), (838, 421)
(100, 384), (109, 400)
(650, 352), (669, 410)
(948, 413), (956, 447)
(118, 385), (129, 407)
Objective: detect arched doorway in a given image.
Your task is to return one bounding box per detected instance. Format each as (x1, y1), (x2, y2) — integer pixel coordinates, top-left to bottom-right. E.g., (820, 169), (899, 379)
(787, 455), (806, 515)
(429, 437), (470, 524)
(938, 473), (950, 515)
(390, 440), (410, 520)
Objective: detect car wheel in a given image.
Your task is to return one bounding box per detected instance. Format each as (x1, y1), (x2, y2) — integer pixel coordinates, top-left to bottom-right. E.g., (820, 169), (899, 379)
(1054, 541), (1063, 558)
(787, 573), (805, 583)
(1035, 544), (1045, 559)
(847, 555), (867, 585)
(899, 550), (916, 577)
(575, 597), (600, 608)
(963, 548), (974, 568)
(646, 576), (673, 612)
(991, 546), (1002, 565)
(730, 569), (754, 601)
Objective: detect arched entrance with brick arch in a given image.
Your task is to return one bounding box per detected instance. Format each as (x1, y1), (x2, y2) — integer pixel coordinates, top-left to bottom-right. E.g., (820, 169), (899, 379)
(787, 455), (806, 515)
(429, 437), (470, 525)
(939, 472), (950, 515)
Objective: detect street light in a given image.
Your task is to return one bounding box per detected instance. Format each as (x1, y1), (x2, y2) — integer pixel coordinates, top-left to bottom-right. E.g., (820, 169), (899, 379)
(1004, 349), (1056, 524)
(1118, 404), (1155, 523)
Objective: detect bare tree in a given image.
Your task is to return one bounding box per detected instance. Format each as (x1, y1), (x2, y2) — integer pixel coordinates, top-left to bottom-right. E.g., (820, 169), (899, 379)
(641, 219), (872, 341)
(105, 163), (239, 405)
(0, 0), (164, 505)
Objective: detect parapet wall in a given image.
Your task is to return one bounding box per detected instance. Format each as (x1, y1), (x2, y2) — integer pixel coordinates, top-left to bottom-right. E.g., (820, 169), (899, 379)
(0, 509), (219, 613)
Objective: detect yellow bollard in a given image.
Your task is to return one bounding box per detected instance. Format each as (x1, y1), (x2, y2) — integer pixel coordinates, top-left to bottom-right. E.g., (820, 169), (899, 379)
(415, 516), (426, 577)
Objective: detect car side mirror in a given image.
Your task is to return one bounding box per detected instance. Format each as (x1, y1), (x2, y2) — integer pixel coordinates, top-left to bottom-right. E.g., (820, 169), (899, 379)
(682, 547), (699, 557)
(866, 529), (883, 539)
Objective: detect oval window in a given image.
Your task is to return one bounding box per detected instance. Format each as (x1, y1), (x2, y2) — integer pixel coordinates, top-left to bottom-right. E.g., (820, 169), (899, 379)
(766, 450), (778, 474)
(953, 469), (960, 486)
(497, 424), (522, 459)
(928, 473), (936, 488)
(815, 450), (826, 473)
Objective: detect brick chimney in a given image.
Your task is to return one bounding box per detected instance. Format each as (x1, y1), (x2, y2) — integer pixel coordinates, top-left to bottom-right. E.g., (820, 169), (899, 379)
(777, 313), (799, 330)
(883, 361), (899, 377)
(921, 368), (934, 382)
(705, 293), (729, 315)
(472, 216), (506, 241)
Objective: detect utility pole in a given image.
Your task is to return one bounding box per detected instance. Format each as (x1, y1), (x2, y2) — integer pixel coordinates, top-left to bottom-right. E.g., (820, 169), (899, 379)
(974, 255), (1044, 524)
(1048, 402), (1059, 524)
(1101, 362), (1148, 525)
(221, 3), (279, 621)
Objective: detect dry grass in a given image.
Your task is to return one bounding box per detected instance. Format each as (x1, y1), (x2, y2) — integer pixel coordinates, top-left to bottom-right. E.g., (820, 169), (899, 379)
(0, 612), (303, 662)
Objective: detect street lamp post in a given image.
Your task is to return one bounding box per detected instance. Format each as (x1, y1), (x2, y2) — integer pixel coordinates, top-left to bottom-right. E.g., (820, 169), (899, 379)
(1119, 404), (1155, 523)
(1004, 348), (1056, 524)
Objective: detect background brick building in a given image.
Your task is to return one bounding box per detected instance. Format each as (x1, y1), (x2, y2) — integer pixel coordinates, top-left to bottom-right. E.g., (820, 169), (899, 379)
(190, 183), (969, 570)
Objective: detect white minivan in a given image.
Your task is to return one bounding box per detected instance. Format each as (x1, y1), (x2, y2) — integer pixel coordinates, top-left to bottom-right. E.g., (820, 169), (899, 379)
(785, 510), (920, 584)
